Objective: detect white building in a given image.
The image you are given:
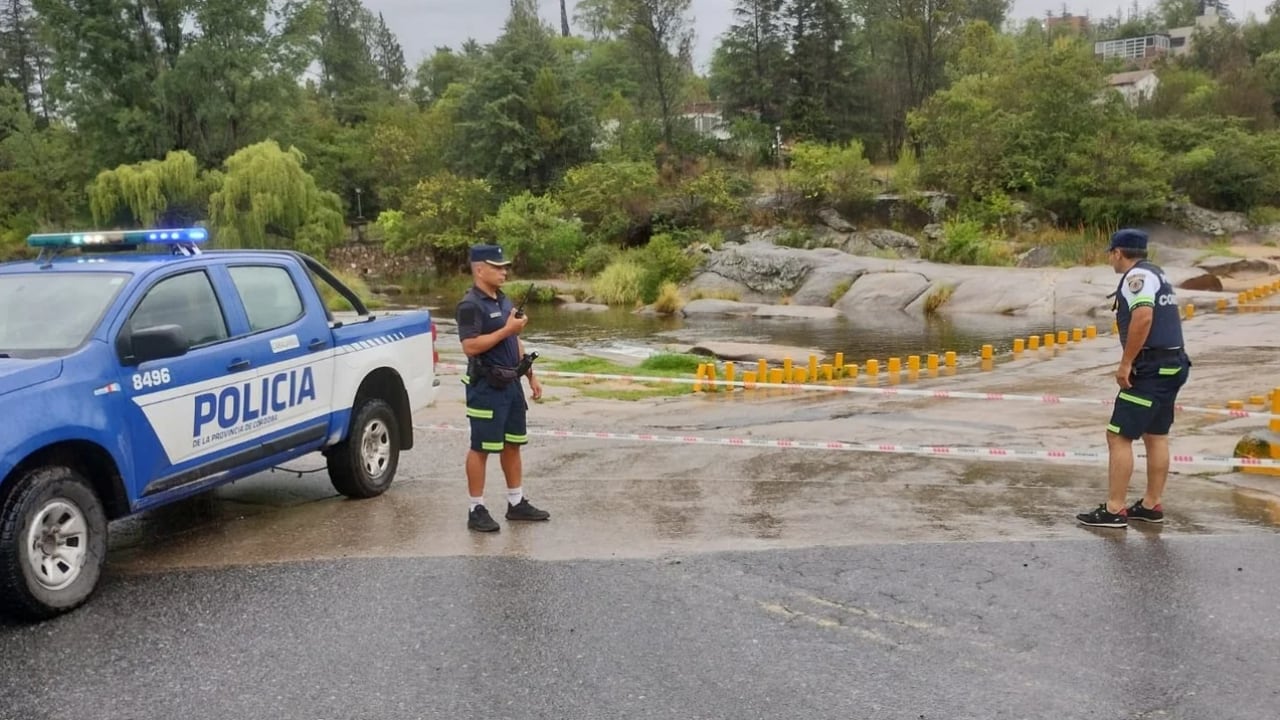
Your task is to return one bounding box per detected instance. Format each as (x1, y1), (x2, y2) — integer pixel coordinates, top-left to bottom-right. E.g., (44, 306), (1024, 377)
(1107, 69), (1160, 106)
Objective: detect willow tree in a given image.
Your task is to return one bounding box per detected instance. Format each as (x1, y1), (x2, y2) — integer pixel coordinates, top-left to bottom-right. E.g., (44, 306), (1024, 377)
(207, 140), (344, 254)
(87, 150), (218, 228)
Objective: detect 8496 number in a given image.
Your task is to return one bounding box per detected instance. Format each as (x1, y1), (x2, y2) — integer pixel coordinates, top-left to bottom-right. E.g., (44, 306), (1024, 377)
(132, 368), (171, 390)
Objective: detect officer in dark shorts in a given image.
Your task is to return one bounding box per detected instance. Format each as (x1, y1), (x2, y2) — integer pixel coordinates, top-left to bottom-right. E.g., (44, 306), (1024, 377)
(456, 243), (549, 532)
(1077, 228), (1191, 528)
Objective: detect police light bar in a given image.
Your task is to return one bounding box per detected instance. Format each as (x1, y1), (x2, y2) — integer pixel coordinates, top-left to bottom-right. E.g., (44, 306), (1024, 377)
(26, 228), (209, 249)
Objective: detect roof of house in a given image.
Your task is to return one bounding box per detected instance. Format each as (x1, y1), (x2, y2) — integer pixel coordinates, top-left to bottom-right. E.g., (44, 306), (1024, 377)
(1107, 70), (1158, 86)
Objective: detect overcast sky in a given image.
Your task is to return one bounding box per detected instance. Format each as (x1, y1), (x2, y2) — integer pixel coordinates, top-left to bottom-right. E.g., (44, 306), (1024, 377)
(365, 0), (1275, 73)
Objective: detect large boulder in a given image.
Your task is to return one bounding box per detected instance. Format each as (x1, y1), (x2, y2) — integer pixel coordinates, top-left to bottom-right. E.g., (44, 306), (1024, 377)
(791, 268), (868, 306)
(1165, 202), (1251, 237)
(835, 272), (931, 315)
(845, 229), (920, 257)
(697, 243), (818, 296)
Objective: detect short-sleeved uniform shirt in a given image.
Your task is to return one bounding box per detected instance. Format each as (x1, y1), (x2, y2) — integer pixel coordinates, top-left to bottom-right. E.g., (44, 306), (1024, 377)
(1109, 261), (1191, 439)
(456, 286), (519, 369)
(456, 286), (527, 452)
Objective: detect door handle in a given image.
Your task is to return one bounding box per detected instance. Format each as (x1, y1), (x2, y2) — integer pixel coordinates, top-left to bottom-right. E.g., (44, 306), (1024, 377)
(308, 338), (326, 351)
(227, 358), (251, 372)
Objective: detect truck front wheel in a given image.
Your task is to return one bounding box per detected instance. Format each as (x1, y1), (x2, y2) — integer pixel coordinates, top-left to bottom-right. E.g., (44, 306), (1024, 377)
(0, 466), (107, 621)
(327, 397), (401, 499)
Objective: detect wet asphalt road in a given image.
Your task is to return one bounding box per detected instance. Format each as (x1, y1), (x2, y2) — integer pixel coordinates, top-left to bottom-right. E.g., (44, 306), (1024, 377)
(5, 310), (1280, 719)
(2, 533), (1279, 720)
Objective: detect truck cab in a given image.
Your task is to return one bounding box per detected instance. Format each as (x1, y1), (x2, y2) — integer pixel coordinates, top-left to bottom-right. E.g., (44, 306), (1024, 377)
(0, 228), (438, 620)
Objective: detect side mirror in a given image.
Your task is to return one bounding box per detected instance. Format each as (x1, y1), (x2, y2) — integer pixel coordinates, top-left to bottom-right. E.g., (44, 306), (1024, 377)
(120, 324), (189, 365)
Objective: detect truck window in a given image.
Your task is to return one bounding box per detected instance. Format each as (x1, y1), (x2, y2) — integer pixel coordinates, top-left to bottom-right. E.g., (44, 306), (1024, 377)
(127, 271), (229, 348)
(0, 272), (130, 357)
(228, 265), (304, 332)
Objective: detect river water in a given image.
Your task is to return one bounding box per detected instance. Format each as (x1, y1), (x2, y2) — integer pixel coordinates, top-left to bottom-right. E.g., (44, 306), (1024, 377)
(412, 298), (1101, 362)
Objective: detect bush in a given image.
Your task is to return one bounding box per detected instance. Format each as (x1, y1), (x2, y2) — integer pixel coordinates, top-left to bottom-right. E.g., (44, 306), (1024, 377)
(635, 234), (698, 303)
(388, 172), (495, 271)
(652, 282), (683, 314)
(591, 258), (646, 305)
(557, 161), (660, 243)
(477, 192), (587, 275)
(786, 141), (876, 211)
(572, 242), (620, 276)
(925, 219), (1010, 266)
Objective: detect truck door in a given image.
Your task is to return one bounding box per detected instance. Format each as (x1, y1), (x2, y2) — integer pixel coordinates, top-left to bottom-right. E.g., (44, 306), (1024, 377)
(221, 261), (336, 449)
(114, 267), (264, 499)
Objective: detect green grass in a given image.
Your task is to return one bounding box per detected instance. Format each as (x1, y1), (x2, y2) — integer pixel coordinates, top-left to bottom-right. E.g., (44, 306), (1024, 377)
(540, 353), (706, 400)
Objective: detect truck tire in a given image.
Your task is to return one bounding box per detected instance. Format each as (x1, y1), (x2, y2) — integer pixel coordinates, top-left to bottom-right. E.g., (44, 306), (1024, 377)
(0, 466), (107, 621)
(327, 397), (401, 499)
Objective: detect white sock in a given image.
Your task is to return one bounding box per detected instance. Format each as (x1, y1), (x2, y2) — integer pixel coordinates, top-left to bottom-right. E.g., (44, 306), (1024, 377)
(469, 496), (484, 511)
(507, 487), (524, 506)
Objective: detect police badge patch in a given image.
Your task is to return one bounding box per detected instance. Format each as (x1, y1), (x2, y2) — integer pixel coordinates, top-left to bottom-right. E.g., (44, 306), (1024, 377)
(1127, 275), (1145, 293)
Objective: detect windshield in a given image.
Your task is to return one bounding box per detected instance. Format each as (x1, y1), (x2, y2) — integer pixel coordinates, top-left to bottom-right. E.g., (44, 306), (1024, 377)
(0, 272), (131, 358)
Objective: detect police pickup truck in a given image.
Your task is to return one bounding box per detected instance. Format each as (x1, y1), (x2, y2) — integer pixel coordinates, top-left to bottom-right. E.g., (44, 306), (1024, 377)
(0, 228), (438, 620)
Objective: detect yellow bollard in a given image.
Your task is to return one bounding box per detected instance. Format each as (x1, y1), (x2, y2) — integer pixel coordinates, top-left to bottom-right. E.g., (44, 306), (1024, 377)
(693, 363), (705, 392)
(1012, 338), (1025, 354)
(1044, 333), (1055, 348)
(1249, 395), (1265, 405)
(1239, 292), (1249, 305)
(888, 357), (901, 374)
(1072, 328), (1083, 343)
(908, 355), (921, 372)
(866, 359), (880, 375)
(757, 359), (767, 381)
(1111, 321), (1119, 335)
(834, 352), (844, 370)
(822, 363), (834, 381)
(783, 357), (793, 383)
(844, 364), (859, 379)
(743, 370), (757, 389)
(1217, 298), (1228, 312)
(794, 368), (808, 384)
(944, 351), (956, 367)
(927, 353), (939, 370)
(1057, 330), (1069, 346)
(769, 368), (784, 384)
(1185, 304), (1195, 319)
(1272, 387), (1280, 434)
(724, 362), (736, 387)
(808, 355), (818, 383)
(1086, 325), (1097, 339)
(981, 344), (993, 360)
(705, 362), (718, 392)
(1228, 400), (1244, 410)
(1028, 335), (1040, 350)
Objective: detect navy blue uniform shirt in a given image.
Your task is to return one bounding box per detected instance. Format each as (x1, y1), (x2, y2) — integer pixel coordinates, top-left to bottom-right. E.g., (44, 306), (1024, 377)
(456, 286), (519, 369)
(1115, 260), (1184, 350)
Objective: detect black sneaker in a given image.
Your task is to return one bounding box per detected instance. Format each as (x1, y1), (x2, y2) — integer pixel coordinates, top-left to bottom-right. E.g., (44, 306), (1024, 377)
(506, 498), (550, 522)
(468, 505), (500, 532)
(1076, 504), (1128, 528)
(1126, 499), (1165, 523)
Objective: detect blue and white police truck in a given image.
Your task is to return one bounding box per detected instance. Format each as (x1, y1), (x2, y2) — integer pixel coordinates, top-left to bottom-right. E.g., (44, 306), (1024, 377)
(0, 228), (439, 620)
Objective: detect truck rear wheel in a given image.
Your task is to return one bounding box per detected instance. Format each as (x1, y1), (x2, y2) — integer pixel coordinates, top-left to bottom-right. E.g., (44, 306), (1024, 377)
(0, 466), (107, 621)
(327, 397), (401, 499)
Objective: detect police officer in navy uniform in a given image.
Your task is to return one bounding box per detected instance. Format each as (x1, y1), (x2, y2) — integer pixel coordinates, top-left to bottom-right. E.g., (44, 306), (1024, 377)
(456, 244), (549, 532)
(1077, 229), (1191, 528)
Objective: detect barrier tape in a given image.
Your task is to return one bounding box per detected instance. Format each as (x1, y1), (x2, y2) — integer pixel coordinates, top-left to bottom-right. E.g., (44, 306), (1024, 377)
(413, 422), (1280, 469)
(435, 363), (1279, 421)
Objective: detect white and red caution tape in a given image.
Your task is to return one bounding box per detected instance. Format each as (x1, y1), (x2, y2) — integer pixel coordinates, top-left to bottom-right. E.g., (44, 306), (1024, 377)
(435, 363), (1279, 421)
(413, 422), (1280, 469)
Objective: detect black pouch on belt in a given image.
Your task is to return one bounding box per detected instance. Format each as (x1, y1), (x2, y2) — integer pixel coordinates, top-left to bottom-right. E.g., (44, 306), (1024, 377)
(482, 364), (521, 388)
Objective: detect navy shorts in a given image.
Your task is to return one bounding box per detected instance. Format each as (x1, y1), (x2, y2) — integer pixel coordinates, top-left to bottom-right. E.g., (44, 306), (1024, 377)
(1108, 350), (1191, 439)
(465, 379), (528, 453)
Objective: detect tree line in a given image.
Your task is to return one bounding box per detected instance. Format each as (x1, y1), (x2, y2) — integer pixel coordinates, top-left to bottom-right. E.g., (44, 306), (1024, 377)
(1, 0), (1279, 278)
